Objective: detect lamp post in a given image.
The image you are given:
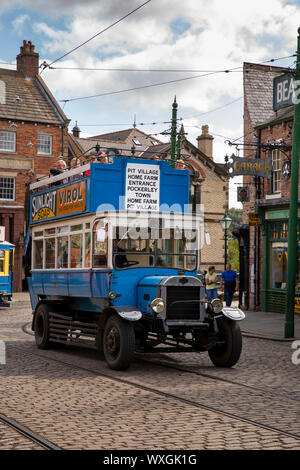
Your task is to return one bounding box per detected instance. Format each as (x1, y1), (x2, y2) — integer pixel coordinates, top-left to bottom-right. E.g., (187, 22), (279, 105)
(220, 212), (232, 270)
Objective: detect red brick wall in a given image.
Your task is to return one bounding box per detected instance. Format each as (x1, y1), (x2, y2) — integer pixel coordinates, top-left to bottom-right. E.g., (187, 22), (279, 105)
(0, 120), (67, 291)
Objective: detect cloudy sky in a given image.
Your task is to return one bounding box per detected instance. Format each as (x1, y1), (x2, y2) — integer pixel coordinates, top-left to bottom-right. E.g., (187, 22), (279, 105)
(1, 0), (299, 207)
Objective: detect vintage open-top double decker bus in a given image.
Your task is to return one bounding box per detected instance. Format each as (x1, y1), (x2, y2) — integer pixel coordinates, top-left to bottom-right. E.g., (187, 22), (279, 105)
(26, 156), (244, 370)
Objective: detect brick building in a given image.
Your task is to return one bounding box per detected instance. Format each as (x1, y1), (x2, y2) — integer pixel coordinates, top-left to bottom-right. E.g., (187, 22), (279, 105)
(69, 124), (228, 271)
(237, 62), (300, 313)
(0, 40), (69, 291)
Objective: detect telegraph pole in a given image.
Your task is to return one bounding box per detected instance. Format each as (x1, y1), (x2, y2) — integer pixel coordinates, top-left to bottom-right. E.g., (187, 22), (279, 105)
(170, 96), (178, 168)
(284, 27), (300, 338)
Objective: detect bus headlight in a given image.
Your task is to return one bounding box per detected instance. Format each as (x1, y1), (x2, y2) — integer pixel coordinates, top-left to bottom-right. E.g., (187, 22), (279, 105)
(151, 298), (165, 314)
(109, 291), (118, 299)
(210, 298), (223, 314)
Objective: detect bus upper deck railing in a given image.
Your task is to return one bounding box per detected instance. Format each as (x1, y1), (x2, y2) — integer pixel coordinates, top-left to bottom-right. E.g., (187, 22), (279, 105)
(29, 163), (90, 191)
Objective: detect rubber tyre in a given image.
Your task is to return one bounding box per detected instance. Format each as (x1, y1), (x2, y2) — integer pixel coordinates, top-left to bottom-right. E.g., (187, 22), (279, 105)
(208, 317), (242, 367)
(34, 303), (52, 349)
(103, 314), (135, 370)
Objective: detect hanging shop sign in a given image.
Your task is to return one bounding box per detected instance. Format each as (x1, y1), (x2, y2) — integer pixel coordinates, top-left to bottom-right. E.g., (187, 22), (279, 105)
(273, 73), (294, 111)
(248, 213), (260, 226)
(295, 298), (300, 314)
(282, 159), (291, 180)
(237, 186), (250, 202)
(228, 156), (272, 178)
(31, 181), (86, 222)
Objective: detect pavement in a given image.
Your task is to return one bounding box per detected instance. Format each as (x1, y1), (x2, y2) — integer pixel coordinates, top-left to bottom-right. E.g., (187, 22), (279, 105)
(240, 309), (300, 341)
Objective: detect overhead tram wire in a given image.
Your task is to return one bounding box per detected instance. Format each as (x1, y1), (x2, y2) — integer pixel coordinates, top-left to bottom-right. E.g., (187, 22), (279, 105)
(58, 69), (243, 103)
(41, 52), (297, 75)
(181, 96), (243, 120)
(49, 66), (243, 73)
(46, 53), (298, 73)
(76, 119), (177, 127)
(56, 52), (297, 104)
(40, 0), (152, 73)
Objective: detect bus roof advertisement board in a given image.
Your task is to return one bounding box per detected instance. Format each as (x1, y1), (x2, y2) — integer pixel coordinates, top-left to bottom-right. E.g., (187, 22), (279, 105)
(31, 181), (86, 223)
(125, 163), (160, 211)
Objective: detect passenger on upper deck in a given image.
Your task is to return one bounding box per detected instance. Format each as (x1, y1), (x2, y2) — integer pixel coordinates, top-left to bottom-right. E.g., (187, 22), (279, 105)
(97, 151), (109, 164)
(175, 159), (185, 170)
(49, 159), (67, 186)
(69, 158), (82, 181)
(84, 151), (109, 176)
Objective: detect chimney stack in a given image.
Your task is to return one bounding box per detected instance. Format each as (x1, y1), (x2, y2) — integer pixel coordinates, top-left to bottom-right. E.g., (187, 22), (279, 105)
(196, 125), (214, 159)
(16, 40), (39, 78)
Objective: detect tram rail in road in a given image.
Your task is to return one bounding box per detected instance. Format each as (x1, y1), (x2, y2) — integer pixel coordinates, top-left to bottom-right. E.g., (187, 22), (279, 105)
(11, 342), (300, 444)
(0, 413), (61, 450)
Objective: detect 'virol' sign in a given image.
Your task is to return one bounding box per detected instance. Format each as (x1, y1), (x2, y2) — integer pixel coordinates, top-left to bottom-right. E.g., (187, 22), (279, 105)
(31, 181), (86, 222)
(273, 73), (294, 111)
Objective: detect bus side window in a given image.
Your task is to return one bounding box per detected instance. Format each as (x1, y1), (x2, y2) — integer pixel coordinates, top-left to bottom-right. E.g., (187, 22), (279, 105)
(70, 233), (83, 268)
(85, 232), (91, 267)
(45, 238), (55, 269)
(0, 250), (4, 273)
(57, 237), (68, 268)
(93, 223), (107, 267)
(33, 240), (43, 269)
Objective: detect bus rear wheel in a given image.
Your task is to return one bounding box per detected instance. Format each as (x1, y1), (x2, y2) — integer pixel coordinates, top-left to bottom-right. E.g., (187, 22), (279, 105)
(103, 314), (135, 370)
(208, 317), (242, 367)
(34, 303), (52, 349)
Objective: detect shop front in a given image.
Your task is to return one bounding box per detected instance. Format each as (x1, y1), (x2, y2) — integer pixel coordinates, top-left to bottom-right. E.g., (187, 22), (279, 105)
(261, 206), (300, 314)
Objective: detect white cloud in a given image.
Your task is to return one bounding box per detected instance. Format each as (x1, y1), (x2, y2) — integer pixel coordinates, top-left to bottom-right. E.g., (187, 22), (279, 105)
(12, 14), (30, 34)
(2, 0), (298, 210)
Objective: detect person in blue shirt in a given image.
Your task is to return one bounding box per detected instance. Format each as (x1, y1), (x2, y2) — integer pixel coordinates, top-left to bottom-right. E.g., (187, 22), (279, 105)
(220, 264), (238, 307)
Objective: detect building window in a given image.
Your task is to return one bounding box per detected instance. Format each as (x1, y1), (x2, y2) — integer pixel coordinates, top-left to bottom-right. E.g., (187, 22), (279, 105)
(38, 135), (52, 155)
(132, 138), (142, 146)
(0, 177), (15, 200)
(271, 149), (281, 193)
(0, 131), (16, 152)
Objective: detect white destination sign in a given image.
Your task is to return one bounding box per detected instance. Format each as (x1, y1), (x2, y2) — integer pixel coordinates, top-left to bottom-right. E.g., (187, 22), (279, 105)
(125, 163), (160, 211)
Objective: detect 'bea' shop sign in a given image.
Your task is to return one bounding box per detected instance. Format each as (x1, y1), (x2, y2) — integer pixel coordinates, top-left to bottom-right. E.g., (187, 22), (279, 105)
(125, 163), (160, 211)
(273, 73), (294, 111)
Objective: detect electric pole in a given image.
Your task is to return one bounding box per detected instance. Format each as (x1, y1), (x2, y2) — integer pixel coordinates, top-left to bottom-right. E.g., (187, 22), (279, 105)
(284, 27), (300, 338)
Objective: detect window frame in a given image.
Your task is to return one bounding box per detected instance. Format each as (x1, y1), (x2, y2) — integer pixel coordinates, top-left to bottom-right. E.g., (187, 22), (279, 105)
(0, 130), (16, 152)
(37, 134), (53, 156)
(271, 149), (281, 194)
(0, 176), (15, 201)
(31, 218), (94, 270)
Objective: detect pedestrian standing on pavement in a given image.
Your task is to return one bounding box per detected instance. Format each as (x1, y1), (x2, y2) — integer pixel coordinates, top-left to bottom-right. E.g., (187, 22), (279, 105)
(220, 263), (237, 307)
(205, 266), (218, 306)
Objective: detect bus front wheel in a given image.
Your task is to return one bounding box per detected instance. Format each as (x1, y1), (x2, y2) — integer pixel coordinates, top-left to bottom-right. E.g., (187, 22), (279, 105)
(208, 317), (242, 367)
(103, 314), (135, 370)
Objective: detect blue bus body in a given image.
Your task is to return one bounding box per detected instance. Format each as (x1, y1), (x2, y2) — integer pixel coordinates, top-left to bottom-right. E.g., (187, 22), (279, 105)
(27, 157), (244, 370)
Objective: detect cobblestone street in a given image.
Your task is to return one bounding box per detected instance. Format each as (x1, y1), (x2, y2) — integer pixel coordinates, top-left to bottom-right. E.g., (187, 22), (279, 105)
(0, 299), (299, 450)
